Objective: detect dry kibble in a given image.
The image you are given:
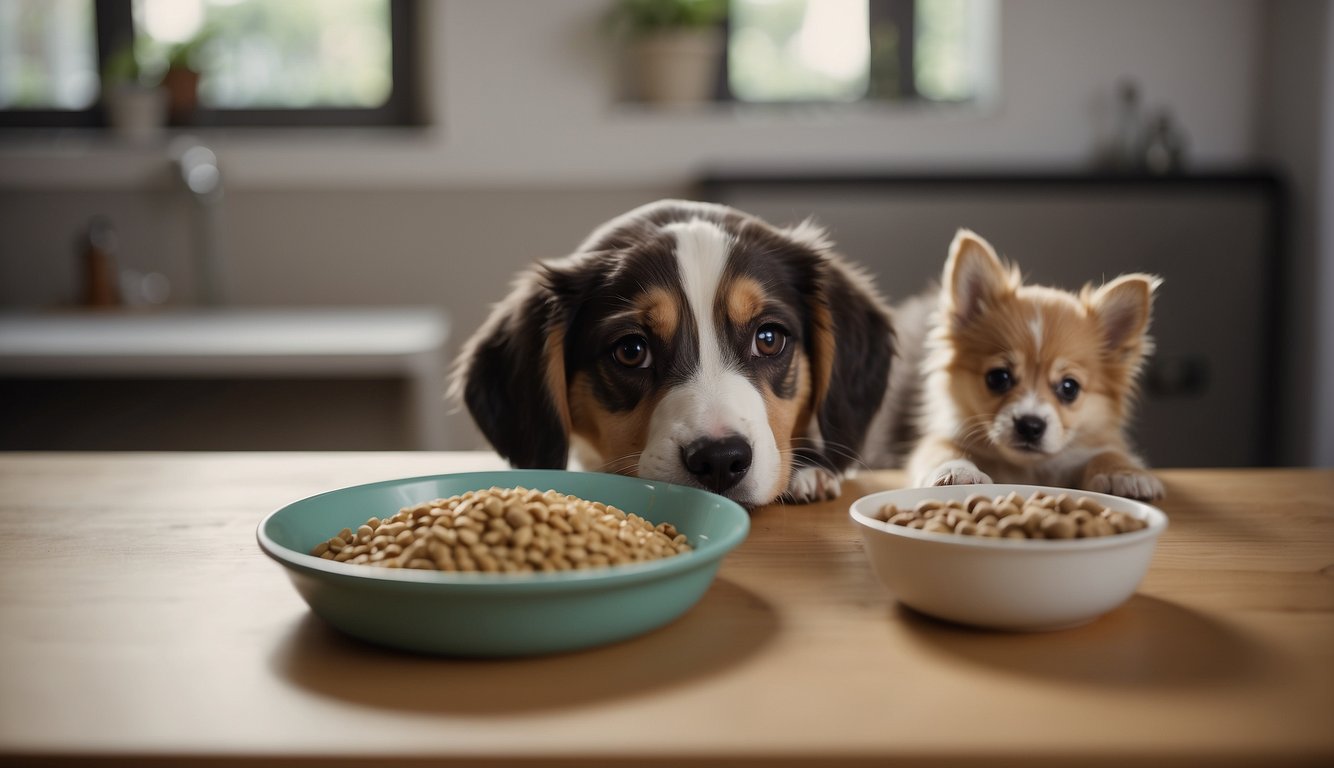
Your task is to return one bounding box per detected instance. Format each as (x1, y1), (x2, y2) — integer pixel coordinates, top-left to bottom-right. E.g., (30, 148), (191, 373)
(883, 490), (1149, 541)
(915, 499), (944, 515)
(309, 486), (692, 573)
(1040, 514), (1077, 540)
(1018, 508), (1045, 536)
(886, 512), (916, 527)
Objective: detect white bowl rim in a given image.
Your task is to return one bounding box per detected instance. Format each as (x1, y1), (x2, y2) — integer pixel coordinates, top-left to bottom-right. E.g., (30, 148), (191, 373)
(257, 469), (750, 590)
(849, 483), (1167, 552)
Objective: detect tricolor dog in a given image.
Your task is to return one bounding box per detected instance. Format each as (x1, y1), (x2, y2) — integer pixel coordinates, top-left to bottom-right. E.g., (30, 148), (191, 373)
(454, 200), (895, 506)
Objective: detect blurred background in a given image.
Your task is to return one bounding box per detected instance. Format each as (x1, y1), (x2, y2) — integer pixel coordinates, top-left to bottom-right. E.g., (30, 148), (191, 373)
(0, 0), (1329, 468)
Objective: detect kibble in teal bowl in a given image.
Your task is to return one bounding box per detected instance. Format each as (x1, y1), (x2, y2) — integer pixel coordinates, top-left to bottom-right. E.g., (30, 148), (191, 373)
(257, 469), (750, 657)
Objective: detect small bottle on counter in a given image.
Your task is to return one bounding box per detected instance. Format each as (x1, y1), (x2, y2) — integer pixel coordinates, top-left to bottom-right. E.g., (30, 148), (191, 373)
(80, 217), (121, 308)
(1140, 110), (1187, 175)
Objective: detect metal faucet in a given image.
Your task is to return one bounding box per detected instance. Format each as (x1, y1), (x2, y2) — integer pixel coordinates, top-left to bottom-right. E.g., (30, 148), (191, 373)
(169, 137), (226, 305)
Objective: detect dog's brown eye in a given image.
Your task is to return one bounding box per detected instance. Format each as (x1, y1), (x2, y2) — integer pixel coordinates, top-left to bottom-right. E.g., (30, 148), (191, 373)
(985, 368), (1013, 393)
(1056, 377), (1081, 403)
(752, 324), (788, 357)
(612, 335), (652, 369)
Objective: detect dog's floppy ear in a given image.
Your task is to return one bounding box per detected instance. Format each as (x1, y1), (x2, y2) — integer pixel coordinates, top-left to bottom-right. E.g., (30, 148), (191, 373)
(943, 229), (1015, 324)
(452, 267), (576, 468)
(796, 227), (894, 472)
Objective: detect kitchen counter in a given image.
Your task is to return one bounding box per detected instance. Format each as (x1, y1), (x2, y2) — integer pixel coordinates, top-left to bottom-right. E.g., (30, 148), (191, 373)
(0, 308), (450, 449)
(0, 453), (1330, 767)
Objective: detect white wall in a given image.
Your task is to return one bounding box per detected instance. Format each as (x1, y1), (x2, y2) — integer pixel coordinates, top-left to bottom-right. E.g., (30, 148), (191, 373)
(255, 0), (1265, 185)
(0, 0), (1265, 189)
(1257, 0), (1332, 467)
(7, 0), (1321, 461)
(1319, 4), (1334, 466)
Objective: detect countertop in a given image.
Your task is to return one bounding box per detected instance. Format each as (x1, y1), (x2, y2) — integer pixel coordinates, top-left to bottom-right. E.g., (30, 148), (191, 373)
(0, 453), (1330, 767)
(0, 307), (449, 376)
(0, 309), (452, 449)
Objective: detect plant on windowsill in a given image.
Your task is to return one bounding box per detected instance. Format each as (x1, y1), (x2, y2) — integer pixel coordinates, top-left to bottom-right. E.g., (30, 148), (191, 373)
(606, 0), (727, 106)
(161, 28), (214, 126)
(101, 46), (168, 143)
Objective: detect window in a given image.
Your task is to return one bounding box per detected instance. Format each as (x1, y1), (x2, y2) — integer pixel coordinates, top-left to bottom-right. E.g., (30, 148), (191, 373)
(0, 0), (419, 128)
(0, 0), (99, 110)
(727, 0), (995, 104)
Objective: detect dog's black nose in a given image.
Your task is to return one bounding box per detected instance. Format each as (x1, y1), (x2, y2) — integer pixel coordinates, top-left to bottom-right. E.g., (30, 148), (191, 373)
(1014, 415), (1047, 443)
(681, 436), (752, 494)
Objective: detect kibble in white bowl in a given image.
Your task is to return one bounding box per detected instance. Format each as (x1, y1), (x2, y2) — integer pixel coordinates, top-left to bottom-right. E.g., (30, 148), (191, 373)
(849, 484), (1167, 631)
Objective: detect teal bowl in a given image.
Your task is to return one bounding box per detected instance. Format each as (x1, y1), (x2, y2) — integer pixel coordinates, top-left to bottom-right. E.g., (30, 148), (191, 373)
(257, 470), (750, 657)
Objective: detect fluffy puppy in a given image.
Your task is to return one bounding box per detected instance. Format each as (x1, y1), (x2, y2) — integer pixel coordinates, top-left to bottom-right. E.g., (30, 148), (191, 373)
(902, 229), (1164, 500)
(453, 199), (894, 507)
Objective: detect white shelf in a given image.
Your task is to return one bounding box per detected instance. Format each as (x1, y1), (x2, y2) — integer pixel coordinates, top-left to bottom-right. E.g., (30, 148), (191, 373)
(0, 306), (452, 449)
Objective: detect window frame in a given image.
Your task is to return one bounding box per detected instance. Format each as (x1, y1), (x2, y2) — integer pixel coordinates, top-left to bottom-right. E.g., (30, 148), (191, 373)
(719, 0), (919, 104)
(0, 0), (421, 129)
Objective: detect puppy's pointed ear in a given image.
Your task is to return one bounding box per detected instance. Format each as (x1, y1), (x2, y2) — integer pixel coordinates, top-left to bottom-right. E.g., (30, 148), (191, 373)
(1089, 273), (1161, 360)
(805, 252), (894, 473)
(943, 229), (1013, 323)
(451, 267), (575, 468)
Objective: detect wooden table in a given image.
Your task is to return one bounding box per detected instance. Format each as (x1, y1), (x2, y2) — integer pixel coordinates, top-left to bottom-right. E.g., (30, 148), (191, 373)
(1, 454), (1330, 767)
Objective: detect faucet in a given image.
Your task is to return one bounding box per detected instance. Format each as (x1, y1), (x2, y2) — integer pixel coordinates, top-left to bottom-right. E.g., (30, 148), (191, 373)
(169, 137), (226, 305)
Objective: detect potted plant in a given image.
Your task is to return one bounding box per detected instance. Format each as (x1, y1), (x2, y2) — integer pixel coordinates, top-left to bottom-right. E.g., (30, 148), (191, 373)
(607, 0), (728, 106)
(161, 29), (213, 125)
(102, 45), (168, 143)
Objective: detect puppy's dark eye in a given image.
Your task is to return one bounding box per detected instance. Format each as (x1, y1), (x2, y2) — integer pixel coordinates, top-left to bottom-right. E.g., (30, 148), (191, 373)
(984, 368), (1013, 393)
(611, 335), (652, 369)
(752, 324), (788, 358)
(1057, 377), (1081, 403)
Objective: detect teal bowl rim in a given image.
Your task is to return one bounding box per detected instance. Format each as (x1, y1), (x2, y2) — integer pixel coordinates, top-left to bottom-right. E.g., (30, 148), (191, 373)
(257, 469), (751, 593)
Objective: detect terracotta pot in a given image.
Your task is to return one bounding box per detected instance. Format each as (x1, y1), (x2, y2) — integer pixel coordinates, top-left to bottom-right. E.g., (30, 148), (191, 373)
(161, 66), (201, 125)
(633, 28), (723, 106)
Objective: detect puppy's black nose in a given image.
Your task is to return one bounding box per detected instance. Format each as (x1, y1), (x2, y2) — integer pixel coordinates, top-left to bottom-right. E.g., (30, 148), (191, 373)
(1014, 415), (1047, 443)
(681, 436), (752, 494)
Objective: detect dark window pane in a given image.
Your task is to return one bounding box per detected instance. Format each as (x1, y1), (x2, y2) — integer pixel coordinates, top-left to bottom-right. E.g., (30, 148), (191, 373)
(0, 0), (98, 109)
(729, 0), (870, 102)
(131, 0), (393, 109)
(727, 0), (992, 104)
(914, 0), (989, 101)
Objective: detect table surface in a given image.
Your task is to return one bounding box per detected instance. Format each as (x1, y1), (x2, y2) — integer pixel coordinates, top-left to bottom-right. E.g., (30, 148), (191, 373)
(1, 453), (1331, 767)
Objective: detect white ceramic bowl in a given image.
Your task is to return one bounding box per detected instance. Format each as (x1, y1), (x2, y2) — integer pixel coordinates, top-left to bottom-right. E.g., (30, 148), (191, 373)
(849, 484), (1167, 631)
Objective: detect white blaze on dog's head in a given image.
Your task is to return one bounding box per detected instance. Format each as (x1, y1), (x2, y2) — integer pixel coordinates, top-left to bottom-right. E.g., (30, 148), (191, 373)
(635, 219), (783, 506)
(454, 199), (895, 507)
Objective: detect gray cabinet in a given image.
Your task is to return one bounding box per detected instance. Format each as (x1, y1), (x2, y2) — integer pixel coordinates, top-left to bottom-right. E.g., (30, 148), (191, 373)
(703, 174), (1283, 468)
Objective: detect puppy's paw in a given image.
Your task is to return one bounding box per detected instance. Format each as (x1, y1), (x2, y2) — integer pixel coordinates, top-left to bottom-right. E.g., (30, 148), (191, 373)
(925, 460), (992, 487)
(782, 466), (842, 504)
(1087, 469), (1164, 501)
